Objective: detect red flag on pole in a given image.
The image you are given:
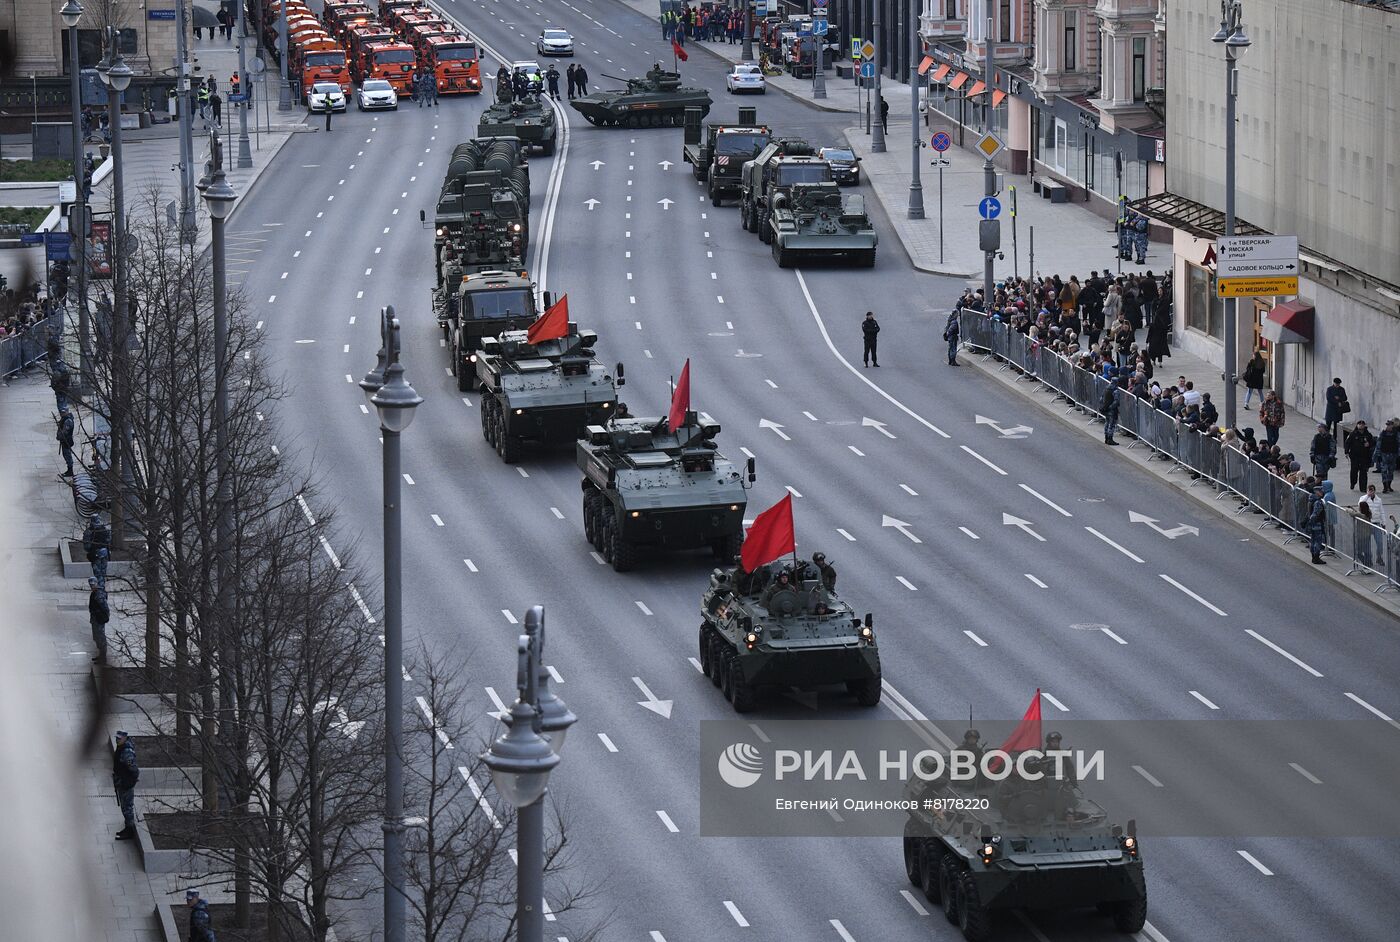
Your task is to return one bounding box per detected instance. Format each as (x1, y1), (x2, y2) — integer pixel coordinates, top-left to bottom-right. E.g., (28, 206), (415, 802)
(526, 293), (568, 344)
(672, 38), (689, 62)
(740, 494), (795, 572)
(667, 358), (691, 433)
(988, 689), (1042, 772)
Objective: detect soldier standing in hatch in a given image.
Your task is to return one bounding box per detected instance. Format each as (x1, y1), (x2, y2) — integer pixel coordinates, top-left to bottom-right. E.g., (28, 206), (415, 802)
(498, 64), (513, 101)
(861, 311), (880, 367)
(812, 552), (837, 591)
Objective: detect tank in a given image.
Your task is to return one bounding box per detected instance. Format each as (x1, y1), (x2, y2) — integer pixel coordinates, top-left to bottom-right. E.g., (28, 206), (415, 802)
(476, 323), (619, 462)
(477, 96), (557, 154)
(769, 182), (878, 268)
(901, 752), (1147, 941)
(698, 559), (881, 713)
(570, 63), (713, 128)
(577, 411), (752, 572)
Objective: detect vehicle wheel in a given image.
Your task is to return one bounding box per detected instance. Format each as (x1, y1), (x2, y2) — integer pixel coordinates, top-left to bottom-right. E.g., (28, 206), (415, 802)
(1110, 896), (1148, 934)
(498, 428), (521, 464)
(599, 518), (615, 564)
(583, 493), (598, 544)
(956, 871), (992, 942)
(859, 249), (877, 268)
(453, 344), (470, 392)
(718, 648), (734, 699)
(759, 209), (772, 244)
(610, 528), (636, 572)
(699, 626), (713, 678)
(708, 178), (720, 205)
(849, 673), (882, 707)
(919, 844), (943, 903)
(740, 201), (750, 231)
(480, 396), (493, 442)
(712, 532), (742, 561)
(902, 837), (922, 887)
(729, 658), (755, 713)
(773, 239), (791, 268)
(939, 856), (961, 924)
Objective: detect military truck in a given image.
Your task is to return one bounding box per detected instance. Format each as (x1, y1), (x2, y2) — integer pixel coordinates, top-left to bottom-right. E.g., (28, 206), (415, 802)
(476, 323), (620, 462)
(738, 139), (832, 242)
(902, 750), (1147, 941)
(570, 63), (712, 127)
(435, 270), (546, 391)
(698, 558), (881, 713)
(681, 106), (771, 205)
(426, 137), (530, 296)
(578, 412), (753, 572)
(768, 182), (877, 268)
(477, 95), (557, 155)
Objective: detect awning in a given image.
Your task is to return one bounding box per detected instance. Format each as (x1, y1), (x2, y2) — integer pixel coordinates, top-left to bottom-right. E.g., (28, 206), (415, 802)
(966, 80), (986, 97)
(1261, 299), (1314, 344)
(991, 89), (1007, 107)
(949, 72), (969, 90)
(918, 55), (935, 75)
(932, 64), (950, 81)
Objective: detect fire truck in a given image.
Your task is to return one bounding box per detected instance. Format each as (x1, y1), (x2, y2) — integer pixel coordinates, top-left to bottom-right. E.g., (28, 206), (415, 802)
(424, 33), (481, 94)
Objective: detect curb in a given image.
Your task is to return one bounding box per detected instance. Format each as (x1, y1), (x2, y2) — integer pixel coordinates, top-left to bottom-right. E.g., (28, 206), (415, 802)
(960, 344), (1400, 620)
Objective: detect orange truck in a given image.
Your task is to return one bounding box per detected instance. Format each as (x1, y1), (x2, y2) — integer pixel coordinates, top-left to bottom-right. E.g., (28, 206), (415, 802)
(348, 24), (396, 81)
(364, 40), (418, 92)
(423, 33), (481, 94)
(324, 2), (375, 41)
(291, 35), (352, 95)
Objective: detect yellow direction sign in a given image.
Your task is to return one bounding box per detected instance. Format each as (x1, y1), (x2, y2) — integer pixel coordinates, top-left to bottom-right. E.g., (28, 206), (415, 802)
(860, 40), (876, 60)
(974, 132), (1005, 160)
(1217, 276), (1299, 298)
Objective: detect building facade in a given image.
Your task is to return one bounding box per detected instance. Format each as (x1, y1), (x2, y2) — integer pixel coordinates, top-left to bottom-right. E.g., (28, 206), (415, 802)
(1, 0), (183, 81)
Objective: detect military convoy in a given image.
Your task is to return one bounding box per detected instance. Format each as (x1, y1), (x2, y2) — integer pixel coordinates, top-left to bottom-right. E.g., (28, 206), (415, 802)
(477, 96), (557, 155)
(435, 270), (542, 391)
(699, 558), (882, 712)
(577, 413), (753, 572)
(426, 138), (530, 298)
(902, 747), (1147, 941)
(476, 324), (620, 462)
(681, 106), (772, 205)
(738, 139), (827, 238)
(769, 182), (877, 268)
(571, 63), (712, 127)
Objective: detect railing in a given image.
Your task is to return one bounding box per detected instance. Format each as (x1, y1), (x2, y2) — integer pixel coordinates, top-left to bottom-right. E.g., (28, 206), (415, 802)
(960, 312), (1399, 594)
(0, 313), (63, 380)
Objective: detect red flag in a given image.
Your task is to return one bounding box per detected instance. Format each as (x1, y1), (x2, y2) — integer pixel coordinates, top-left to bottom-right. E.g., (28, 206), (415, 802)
(987, 689), (1042, 773)
(740, 494), (795, 572)
(672, 38), (689, 62)
(526, 293), (568, 344)
(667, 358), (691, 433)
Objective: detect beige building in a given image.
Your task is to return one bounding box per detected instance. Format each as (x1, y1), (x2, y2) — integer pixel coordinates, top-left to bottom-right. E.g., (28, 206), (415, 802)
(1144, 0), (1399, 424)
(1, 0), (185, 79)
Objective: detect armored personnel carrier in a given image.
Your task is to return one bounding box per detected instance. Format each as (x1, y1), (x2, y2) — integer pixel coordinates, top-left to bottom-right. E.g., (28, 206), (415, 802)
(577, 412), (753, 572)
(902, 750), (1147, 941)
(476, 323), (619, 462)
(699, 558), (881, 713)
(769, 182), (877, 268)
(570, 63), (712, 127)
(738, 139), (830, 240)
(477, 96), (557, 155)
(434, 270), (545, 391)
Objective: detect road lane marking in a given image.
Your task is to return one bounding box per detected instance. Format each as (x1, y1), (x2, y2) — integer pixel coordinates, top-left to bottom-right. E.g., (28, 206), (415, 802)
(1344, 692), (1400, 730)
(550, 506), (565, 519)
(1018, 483), (1072, 516)
(635, 600), (653, 616)
(1290, 762), (1322, 784)
(900, 484), (918, 495)
(837, 528), (856, 541)
(748, 723), (771, 743)
(461, 769), (503, 829)
(1024, 573), (1047, 588)
(502, 610), (517, 624)
(517, 468), (529, 477)
(785, 485), (802, 498)
(740, 447), (756, 459)
(896, 576), (917, 590)
(590, 551), (605, 565)
(1084, 526), (1144, 563)
(547, 665), (563, 683)
(1159, 574), (1228, 616)
(899, 889), (929, 916)
(830, 920), (857, 942)
(1133, 765), (1164, 787)
(963, 630), (987, 647)
(463, 559), (478, 572)
(803, 411), (818, 421)
(959, 445), (1006, 475)
(598, 732), (618, 752)
(724, 901), (749, 927)
(431, 514), (444, 527)
(1041, 691), (1069, 711)
(1246, 629), (1322, 677)
(1237, 850), (1274, 875)
(656, 810), (679, 833)
(403, 474), (415, 485)
(1189, 690), (1219, 710)
(958, 527), (979, 539)
(848, 445), (865, 456)
(766, 379), (778, 388)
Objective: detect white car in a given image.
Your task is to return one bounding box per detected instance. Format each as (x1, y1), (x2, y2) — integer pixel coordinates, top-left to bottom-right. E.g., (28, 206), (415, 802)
(307, 82), (347, 113)
(511, 60), (545, 94)
(726, 63), (766, 94)
(357, 78), (399, 111)
(536, 28), (574, 56)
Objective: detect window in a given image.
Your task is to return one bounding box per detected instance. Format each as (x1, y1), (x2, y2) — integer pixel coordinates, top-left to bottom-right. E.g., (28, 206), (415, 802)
(1064, 14), (1077, 72)
(1000, 0), (1012, 42)
(947, 0), (960, 21)
(1053, 118), (1068, 173)
(1186, 264), (1224, 340)
(1132, 37), (1147, 102)
(1101, 29), (1113, 91)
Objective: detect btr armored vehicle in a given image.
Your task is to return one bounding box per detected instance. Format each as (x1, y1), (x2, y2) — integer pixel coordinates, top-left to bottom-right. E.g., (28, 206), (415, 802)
(902, 750), (1147, 941)
(435, 270), (545, 391)
(768, 182), (877, 268)
(578, 412), (753, 572)
(699, 558), (881, 712)
(738, 139), (831, 240)
(477, 95), (557, 154)
(476, 324), (619, 463)
(570, 63), (712, 127)
(681, 106), (772, 205)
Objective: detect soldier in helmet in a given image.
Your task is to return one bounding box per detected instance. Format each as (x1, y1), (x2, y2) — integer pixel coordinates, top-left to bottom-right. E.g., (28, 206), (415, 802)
(759, 570), (791, 610)
(497, 64), (512, 102)
(812, 552), (837, 592)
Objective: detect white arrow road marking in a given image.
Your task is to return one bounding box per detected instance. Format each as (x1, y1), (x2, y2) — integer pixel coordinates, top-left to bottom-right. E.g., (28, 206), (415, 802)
(633, 677), (673, 718)
(974, 414), (1033, 437)
(589, 159), (605, 169)
(862, 417), (896, 438)
(583, 198), (599, 210)
(1129, 510), (1200, 538)
(759, 419), (790, 440)
(882, 516), (922, 543)
(657, 198), (674, 210)
(658, 159), (674, 169)
(1002, 513), (1045, 541)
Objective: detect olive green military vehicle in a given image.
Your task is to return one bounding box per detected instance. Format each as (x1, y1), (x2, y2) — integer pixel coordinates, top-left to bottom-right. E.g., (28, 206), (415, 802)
(698, 557), (881, 713)
(570, 63), (712, 127)
(425, 137), (530, 296)
(738, 139), (832, 241)
(769, 182), (877, 268)
(434, 270), (544, 391)
(578, 412), (753, 572)
(476, 323), (620, 463)
(681, 106), (771, 205)
(477, 96), (557, 155)
(902, 750), (1147, 941)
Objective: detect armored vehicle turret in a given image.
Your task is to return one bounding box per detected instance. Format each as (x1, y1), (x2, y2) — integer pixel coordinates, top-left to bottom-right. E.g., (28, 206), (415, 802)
(476, 323), (619, 462)
(477, 95), (557, 154)
(769, 182), (877, 268)
(699, 558), (881, 713)
(577, 412), (752, 572)
(902, 746), (1147, 941)
(570, 63), (712, 127)
(434, 270), (541, 391)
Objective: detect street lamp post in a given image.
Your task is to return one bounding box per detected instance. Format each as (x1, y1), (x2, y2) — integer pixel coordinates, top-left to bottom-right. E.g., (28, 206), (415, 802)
(174, 0), (198, 238)
(484, 605), (576, 942)
(1213, 1), (1250, 431)
(359, 308), (422, 942)
(99, 27), (133, 547)
(234, 0), (253, 167)
(278, 0), (293, 110)
(742, 0), (752, 63)
(871, 0), (885, 152)
(907, 0), (924, 219)
(61, 0), (91, 382)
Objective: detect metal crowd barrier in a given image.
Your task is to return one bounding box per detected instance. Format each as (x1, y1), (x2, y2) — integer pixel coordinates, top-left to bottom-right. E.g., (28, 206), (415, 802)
(0, 314), (62, 379)
(959, 311), (1400, 592)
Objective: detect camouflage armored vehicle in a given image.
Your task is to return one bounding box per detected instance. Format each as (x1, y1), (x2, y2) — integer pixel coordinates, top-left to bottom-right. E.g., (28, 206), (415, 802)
(477, 96), (557, 155)
(578, 412), (753, 572)
(476, 323), (620, 462)
(681, 106), (771, 205)
(434, 270), (544, 391)
(902, 750), (1147, 941)
(570, 63), (712, 127)
(699, 557), (881, 713)
(738, 139), (830, 241)
(426, 137), (530, 293)
(769, 182), (877, 268)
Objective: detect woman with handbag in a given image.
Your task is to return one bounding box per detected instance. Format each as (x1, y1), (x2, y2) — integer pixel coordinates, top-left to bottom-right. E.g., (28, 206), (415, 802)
(1324, 377), (1349, 438)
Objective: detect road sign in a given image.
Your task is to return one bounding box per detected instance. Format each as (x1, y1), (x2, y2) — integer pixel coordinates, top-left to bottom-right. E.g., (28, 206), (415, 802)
(19, 233), (43, 245)
(812, 0), (827, 7)
(812, 19), (828, 35)
(860, 40), (876, 60)
(973, 132), (1004, 160)
(229, 93), (248, 103)
(860, 62), (875, 79)
(1216, 235), (1299, 278)
(851, 37), (861, 58)
(45, 231), (72, 262)
(1217, 276), (1299, 298)
(979, 196), (1001, 220)
(931, 131), (951, 152)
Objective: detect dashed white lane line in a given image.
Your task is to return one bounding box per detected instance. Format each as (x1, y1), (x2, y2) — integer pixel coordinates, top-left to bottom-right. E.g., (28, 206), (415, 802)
(1189, 690), (1220, 710)
(958, 527), (980, 540)
(959, 445), (1007, 475)
(550, 506), (565, 519)
(785, 485), (803, 498)
(403, 474), (415, 485)
(1133, 765), (1165, 787)
(319, 536), (341, 570)
(345, 374), (354, 382)
(463, 559), (478, 573)
(837, 528), (856, 541)
(848, 445), (865, 457)
(430, 514), (444, 527)
(635, 600), (653, 616)
(1085, 526), (1144, 563)
(589, 550), (605, 566)
(1041, 691), (1069, 711)
(717, 295), (725, 304)
(293, 250), (301, 258)
(644, 349), (653, 358)
(740, 447), (756, 459)
(830, 919), (857, 942)
(1159, 574), (1228, 616)
(360, 404), (370, 414)
(765, 379), (778, 389)
(900, 483), (918, 495)
(1246, 629), (1322, 676)
(803, 410), (818, 421)
(1100, 627), (1129, 645)
(461, 768), (503, 830)
(1237, 850), (1274, 876)
(281, 271), (288, 279)
(502, 609), (518, 625)
(649, 933), (667, 942)
(896, 576), (917, 591)
(900, 889), (930, 916)
(517, 467), (529, 478)
(656, 810), (679, 833)
(724, 901), (750, 927)
(415, 696), (452, 747)
(1024, 573), (1048, 588)
(598, 732), (618, 752)
(1019, 483), (1072, 516)
(688, 656), (704, 673)
(546, 664), (563, 684)
(1344, 691), (1400, 730)
(963, 630), (988, 647)
(256, 319), (265, 329)
(348, 315), (356, 324)
(1290, 762), (1322, 784)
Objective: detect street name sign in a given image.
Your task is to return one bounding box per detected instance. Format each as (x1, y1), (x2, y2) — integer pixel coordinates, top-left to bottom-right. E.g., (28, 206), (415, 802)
(1216, 235), (1299, 297)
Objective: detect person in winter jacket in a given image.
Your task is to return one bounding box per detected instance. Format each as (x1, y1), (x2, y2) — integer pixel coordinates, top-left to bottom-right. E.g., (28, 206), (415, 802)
(1344, 420), (1376, 492)
(1309, 423), (1337, 480)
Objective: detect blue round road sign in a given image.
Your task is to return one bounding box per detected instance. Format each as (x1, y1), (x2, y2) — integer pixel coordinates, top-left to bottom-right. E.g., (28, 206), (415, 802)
(931, 131), (951, 152)
(979, 196), (1001, 220)
(860, 61), (875, 79)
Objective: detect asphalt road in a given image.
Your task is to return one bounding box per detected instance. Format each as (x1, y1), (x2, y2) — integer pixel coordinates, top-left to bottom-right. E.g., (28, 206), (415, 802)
(227, 0), (1400, 939)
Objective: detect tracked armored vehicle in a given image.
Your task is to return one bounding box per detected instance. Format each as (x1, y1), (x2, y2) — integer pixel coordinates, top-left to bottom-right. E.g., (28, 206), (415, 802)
(681, 105), (771, 205)
(738, 139), (830, 241)
(427, 137), (530, 294)
(476, 323), (619, 462)
(477, 95), (557, 154)
(699, 558), (881, 713)
(769, 182), (877, 268)
(577, 412), (752, 572)
(435, 270), (544, 391)
(902, 751), (1147, 941)
(570, 63), (712, 127)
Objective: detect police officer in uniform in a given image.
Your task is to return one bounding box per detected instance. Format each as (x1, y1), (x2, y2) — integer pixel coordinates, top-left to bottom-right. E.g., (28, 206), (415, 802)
(112, 731), (139, 839)
(861, 311), (880, 367)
